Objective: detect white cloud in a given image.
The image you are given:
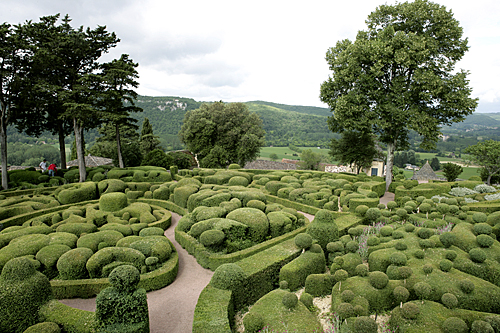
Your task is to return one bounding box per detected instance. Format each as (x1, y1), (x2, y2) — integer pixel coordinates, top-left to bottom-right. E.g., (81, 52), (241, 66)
(2, 0), (499, 110)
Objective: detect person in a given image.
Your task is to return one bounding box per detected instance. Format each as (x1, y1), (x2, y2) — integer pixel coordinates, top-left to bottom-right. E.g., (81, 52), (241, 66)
(39, 159), (47, 173)
(48, 163), (57, 177)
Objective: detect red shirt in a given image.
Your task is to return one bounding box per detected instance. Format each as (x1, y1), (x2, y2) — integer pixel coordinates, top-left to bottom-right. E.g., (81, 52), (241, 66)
(48, 164), (57, 171)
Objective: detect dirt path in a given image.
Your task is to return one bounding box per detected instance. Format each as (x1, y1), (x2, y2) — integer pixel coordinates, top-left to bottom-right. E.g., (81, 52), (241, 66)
(59, 213), (214, 333)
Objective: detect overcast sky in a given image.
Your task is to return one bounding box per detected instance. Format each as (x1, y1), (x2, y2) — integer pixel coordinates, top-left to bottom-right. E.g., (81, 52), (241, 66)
(3, 0), (500, 112)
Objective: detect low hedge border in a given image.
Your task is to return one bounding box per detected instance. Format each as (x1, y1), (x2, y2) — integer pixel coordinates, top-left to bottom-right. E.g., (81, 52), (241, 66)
(137, 198), (188, 216)
(39, 299), (96, 333)
(193, 238), (302, 333)
(394, 183), (452, 201)
(51, 244), (178, 299)
(466, 199), (500, 214)
(175, 224), (307, 271)
(265, 194), (320, 215)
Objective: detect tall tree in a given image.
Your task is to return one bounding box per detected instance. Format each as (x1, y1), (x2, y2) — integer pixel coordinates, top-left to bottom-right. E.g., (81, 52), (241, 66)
(179, 102), (265, 168)
(329, 131), (380, 174)
(465, 140), (500, 185)
(298, 149), (322, 170)
(99, 54), (142, 168)
(13, 15), (73, 170)
(0, 23), (31, 189)
(140, 117), (161, 156)
(320, 0), (477, 191)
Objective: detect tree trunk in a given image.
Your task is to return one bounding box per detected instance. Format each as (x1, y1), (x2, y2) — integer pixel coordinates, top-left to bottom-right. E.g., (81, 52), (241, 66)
(58, 124), (67, 170)
(385, 141), (396, 192)
(0, 110), (8, 190)
(116, 123), (124, 168)
(487, 174), (492, 186)
(73, 117), (87, 182)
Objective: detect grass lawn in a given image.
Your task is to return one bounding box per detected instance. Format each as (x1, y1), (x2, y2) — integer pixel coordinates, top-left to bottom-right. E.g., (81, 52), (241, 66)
(404, 166), (480, 180)
(259, 147), (332, 162)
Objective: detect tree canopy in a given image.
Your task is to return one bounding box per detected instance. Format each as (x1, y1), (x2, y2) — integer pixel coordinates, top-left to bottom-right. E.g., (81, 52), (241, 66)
(179, 102), (265, 168)
(329, 131), (380, 174)
(465, 140), (500, 185)
(320, 0), (477, 191)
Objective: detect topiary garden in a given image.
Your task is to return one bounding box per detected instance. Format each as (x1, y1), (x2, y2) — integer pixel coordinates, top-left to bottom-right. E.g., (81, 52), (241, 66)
(2, 165), (500, 332)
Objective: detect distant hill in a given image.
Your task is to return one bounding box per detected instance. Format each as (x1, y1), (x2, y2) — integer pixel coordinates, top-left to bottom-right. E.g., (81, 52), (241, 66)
(131, 96), (334, 150)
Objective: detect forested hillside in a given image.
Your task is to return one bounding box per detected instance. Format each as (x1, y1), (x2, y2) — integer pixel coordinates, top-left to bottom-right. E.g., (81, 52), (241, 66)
(129, 96), (335, 150)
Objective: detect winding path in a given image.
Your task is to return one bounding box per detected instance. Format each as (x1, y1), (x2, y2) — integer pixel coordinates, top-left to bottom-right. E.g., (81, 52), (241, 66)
(60, 193), (394, 332)
(59, 213), (214, 333)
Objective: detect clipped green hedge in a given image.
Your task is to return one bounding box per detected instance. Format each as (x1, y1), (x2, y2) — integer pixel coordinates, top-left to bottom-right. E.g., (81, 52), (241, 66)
(394, 183), (451, 200)
(192, 285), (233, 333)
(39, 300), (96, 333)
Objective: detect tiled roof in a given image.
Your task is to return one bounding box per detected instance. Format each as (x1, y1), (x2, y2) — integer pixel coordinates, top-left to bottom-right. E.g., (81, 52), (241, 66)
(66, 155), (114, 168)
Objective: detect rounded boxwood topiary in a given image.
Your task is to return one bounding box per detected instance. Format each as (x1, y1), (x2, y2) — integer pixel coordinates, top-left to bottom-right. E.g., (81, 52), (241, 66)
(484, 316), (500, 333)
(348, 227), (363, 237)
(341, 290), (355, 302)
(443, 317), (468, 333)
(392, 231), (404, 239)
(295, 233), (313, 250)
(414, 282), (432, 302)
(440, 259), (453, 272)
(200, 229), (226, 247)
(387, 201), (398, 211)
(108, 265), (140, 293)
(414, 249), (425, 259)
(393, 286), (410, 305)
(440, 232), (457, 248)
(246, 200), (266, 212)
(471, 320), (494, 333)
(327, 241), (344, 253)
(300, 292), (314, 310)
(473, 212), (488, 224)
(279, 280), (289, 290)
(369, 271), (389, 289)
(138, 227), (164, 237)
(469, 248), (487, 263)
(477, 234), (494, 248)
(211, 263), (247, 291)
(57, 247), (94, 280)
(459, 279), (475, 294)
(367, 236), (380, 246)
(441, 293), (458, 309)
(345, 241), (359, 253)
(404, 224), (415, 232)
(396, 208), (408, 219)
(395, 241), (408, 251)
(390, 252), (407, 266)
(282, 292), (298, 309)
(243, 312), (264, 333)
(355, 205), (369, 216)
(380, 226), (393, 237)
(337, 302), (355, 320)
(99, 192), (129, 212)
(417, 228), (434, 239)
(474, 223), (493, 235)
(353, 316), (378, 333)
(401, 302), (420, 319)
(423, 264), (434, 275)
(309, 244), (323, 254)
(355, 264), (369, 277)
(365, 208), (381, 222)
(445, 250), (458, 261)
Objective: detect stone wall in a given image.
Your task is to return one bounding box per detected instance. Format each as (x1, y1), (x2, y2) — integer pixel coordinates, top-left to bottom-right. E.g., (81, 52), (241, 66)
(244, 160), (297, 170)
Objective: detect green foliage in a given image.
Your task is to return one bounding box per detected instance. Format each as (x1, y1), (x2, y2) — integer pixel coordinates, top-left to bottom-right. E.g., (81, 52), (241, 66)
(330, 131), (381, 175)
(465, 140), (500, 185)
(282, 291), (298, 309)
(469, 248), (487, 263)
(369, 271), (389, 289)
(294, 233), (313, 250)
(298, 149), (322, 170)
(211, 263), (246, 291)
(441, 293), (458, 309)
(141, 149), (172, 169)
(471, 320), (494, 333)
(401, 302), (420, 320)
(353, 316), (378, 333)
(0, 257), (53, 333)
(442, 317), (468, 333)
(180, 102), (265, 167)
(443, 163), (464, 182)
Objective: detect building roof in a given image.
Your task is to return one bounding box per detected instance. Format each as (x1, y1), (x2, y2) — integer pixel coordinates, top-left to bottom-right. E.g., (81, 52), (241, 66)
(411, 161), (445, 181)
(66, 155), (114, 168)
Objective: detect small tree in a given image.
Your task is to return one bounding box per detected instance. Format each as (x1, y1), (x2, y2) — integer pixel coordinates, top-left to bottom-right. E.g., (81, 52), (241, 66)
(442, 163), (463, 182)
(140, 117), (161, 156)
(430, 157), (441, 171)
(269, 153), (279, 161)
(465, 140), (500, 185)
(330, 131), (381, 174)
(298, 149), (322, 170)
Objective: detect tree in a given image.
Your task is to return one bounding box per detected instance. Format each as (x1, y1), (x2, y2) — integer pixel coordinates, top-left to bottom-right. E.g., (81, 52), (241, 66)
(430, 157), (441, 171)
(269, 153), (279, 161)
(329, 131), (380, 174)
(99, 54), (142, 168)
(140, 117), (161, 156)
(298, 149), (322, 170)
(465, 140), (500, 185)
(179, 102), (265, 168)
(320, 0), (477, 191)
(0, 23), (31, 189)
(442, 163), (463, 182)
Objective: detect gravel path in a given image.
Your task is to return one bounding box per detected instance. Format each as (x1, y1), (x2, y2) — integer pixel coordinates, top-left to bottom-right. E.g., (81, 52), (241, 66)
(59, 193), (393, 332)
(59, 213), (214, 333)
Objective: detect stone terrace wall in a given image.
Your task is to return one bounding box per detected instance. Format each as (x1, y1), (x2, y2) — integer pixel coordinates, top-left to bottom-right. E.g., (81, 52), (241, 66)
(244, 160), (297, 170)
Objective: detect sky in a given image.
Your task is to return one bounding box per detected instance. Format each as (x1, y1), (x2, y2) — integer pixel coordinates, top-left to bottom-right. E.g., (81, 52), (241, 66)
(2, 0), (500, 112)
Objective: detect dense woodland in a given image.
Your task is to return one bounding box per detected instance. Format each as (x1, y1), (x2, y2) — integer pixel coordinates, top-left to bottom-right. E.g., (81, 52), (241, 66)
(4, 95), (500, 167)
